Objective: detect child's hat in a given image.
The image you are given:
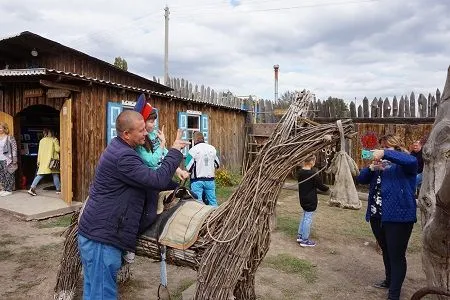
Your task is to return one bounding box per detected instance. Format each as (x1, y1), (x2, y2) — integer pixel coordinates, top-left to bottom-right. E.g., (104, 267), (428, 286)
(134, 93), (154, 120)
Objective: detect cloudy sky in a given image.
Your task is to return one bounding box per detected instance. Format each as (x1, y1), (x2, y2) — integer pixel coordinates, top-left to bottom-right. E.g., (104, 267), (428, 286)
(1, 0), (449, 103)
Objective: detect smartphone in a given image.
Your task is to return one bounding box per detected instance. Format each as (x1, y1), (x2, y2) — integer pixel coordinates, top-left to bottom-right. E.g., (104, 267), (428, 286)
(361, 149), (374, 160)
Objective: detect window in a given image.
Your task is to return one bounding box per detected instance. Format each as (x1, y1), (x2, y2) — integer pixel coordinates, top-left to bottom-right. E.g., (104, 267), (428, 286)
(178, 110), (209, 156)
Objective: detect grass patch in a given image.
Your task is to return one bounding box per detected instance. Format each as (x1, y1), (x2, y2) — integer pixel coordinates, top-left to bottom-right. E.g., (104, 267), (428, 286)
(0, 249), (13, 261)
(263, 253), (317, 283)
(276, 216), (298, 239)
(36, 214), (73, 229)
(171, 278), (196, 300)
(216, 185), (237, 204)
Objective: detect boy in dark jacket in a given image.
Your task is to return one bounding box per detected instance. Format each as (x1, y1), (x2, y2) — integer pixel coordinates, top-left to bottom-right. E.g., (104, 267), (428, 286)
(296, 155), (329, 247)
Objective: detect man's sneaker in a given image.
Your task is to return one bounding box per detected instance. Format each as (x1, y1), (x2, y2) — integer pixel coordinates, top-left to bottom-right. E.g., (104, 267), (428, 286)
(300, 239), (316, 247)
(0, 191), (12, 197)
(296, 235), (303, 242)
(372, 280), (389, 289)
(27, 188), (37, 196)
(56, 190), (61, 194)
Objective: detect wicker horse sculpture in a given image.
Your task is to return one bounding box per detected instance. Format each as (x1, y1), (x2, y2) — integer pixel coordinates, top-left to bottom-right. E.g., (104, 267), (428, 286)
(54, 90), (355, 300)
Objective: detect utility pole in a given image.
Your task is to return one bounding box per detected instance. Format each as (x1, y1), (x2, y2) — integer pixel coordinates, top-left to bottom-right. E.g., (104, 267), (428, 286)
(164, 6), (170, 85)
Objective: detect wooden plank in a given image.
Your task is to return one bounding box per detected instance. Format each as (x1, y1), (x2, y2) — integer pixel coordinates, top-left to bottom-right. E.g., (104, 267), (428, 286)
(363, 97), (369, 117)
(40, 80), (81, 92)
(392, 96), (398, 117)
(60, 98), (73, 204)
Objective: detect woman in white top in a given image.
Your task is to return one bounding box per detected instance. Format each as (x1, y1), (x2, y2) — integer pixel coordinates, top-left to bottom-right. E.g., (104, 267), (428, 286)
(0, 122), (18, 197)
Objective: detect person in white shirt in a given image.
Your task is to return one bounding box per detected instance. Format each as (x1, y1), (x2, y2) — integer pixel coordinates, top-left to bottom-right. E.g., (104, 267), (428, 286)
(185, 131), (220, 207)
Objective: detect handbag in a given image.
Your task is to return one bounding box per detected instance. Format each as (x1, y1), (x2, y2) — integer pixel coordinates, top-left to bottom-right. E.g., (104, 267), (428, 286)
(48, 139), (60, 171)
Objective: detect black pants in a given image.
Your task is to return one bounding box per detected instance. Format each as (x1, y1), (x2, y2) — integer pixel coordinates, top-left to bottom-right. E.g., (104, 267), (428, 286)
(370, 218), (414, 300)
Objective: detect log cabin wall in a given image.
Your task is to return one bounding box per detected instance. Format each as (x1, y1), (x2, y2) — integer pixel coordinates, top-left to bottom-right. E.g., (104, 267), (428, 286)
(73, 87), (246, 203)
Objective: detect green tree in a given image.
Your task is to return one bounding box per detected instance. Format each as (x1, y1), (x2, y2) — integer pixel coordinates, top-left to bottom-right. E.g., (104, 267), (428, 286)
(324, 97), (349, 117)
(114, 57), (128, 71)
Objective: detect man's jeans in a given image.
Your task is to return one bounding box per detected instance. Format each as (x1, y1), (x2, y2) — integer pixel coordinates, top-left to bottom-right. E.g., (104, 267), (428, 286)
(190, 180), (218, 207)
(298, 211), (315, 240)
(78, 234), (122, 300)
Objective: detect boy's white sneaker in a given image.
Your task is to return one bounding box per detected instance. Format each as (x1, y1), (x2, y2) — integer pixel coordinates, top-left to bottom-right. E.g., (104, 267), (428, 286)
(0, 191), (12, 197)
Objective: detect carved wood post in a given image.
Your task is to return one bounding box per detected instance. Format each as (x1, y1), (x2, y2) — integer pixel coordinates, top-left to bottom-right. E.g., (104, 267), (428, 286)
(419, 65), (450, 299)
(410, 92), (416, 117)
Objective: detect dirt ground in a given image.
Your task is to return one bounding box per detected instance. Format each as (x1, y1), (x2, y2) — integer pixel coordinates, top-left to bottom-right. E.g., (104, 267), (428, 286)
(0, 188), (428, 300)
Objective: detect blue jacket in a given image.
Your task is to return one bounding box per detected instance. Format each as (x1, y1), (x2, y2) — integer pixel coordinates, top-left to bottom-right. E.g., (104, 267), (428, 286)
(357, 150), (417, 223)
(78, 137), (182, 252)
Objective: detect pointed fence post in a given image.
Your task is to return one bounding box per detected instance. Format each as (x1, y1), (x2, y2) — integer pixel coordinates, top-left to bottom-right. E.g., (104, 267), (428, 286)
(392, 96), (398, 117)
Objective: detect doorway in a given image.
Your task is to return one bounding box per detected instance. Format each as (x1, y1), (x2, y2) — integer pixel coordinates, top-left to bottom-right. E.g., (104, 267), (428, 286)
(17, 105), (60, 191)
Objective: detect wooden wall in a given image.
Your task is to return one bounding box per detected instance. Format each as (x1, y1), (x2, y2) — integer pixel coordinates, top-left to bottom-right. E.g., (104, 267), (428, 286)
(72, 87), (246, 203)
(351, 122), (433, 169)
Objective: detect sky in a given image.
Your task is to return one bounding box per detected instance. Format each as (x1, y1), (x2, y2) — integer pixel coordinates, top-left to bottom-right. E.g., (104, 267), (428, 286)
(1, 0), (449, 103)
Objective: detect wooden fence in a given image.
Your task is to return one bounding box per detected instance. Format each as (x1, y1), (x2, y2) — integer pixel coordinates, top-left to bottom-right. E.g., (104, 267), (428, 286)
(312, 90), (442, 119)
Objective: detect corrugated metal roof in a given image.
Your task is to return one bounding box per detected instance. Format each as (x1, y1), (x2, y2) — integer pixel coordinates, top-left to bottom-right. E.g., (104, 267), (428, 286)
(0, 68), (47, 76)
(0, 68), (246, 111)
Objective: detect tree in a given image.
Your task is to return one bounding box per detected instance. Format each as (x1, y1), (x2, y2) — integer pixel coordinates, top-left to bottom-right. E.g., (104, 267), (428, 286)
(324, 97), (349, 118)
(114, 57), (128, 71)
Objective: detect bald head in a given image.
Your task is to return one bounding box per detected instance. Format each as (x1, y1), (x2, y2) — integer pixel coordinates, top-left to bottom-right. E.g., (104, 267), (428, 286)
(116, 110), (143, 136)
(116, 110), (146, 147)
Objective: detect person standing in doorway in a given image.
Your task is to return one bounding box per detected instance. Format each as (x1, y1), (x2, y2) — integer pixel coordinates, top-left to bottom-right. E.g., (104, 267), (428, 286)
(27, 128), (61, 196)
(0, 122), (18, 197)
(186, 131), (220, 207)
(296, 155), (329, 247)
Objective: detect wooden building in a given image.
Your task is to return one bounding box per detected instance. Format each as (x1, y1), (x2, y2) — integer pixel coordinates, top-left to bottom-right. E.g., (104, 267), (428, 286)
(0, 31), (247, 204)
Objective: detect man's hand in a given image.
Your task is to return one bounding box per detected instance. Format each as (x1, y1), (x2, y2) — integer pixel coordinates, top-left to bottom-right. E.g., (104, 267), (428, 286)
(171, 129), (190, 151)
(175, 168), (190, 181)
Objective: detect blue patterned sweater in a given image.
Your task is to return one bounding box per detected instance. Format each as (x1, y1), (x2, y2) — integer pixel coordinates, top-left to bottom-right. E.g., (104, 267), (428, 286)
(357, 150), (418, 223)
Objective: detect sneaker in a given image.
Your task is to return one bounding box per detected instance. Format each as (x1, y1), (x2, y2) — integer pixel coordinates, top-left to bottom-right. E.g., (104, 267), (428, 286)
(300, 239), (316, 247)
(27, 188), (37, 196)
(0, 191), (12, 197)
(296, 235), (303, 242)
(56, 190), (61, 194)
(372, 280), (389, 289)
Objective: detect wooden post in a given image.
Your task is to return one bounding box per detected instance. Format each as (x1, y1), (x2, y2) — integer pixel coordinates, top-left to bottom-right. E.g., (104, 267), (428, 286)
(418, 94), (427, 117)
(363, 97), (369, 117)
(405, 94), (411, 117)
(436, 88), (441, 113)
(371, 97), (378, 118)
(392, 96), (398, 117)
(377, 98), (383, 118)
(398, 96), (405, 117)
(410, 92), (416, 117)
(383, 97), (391, 117)
(350, 101), (356, 118)
(431, 96), (437, 117)
(357, 105), (363, 118)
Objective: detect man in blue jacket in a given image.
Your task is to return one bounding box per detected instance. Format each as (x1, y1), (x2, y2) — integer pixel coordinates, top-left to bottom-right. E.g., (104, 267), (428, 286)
(78, 110), (188, 299)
